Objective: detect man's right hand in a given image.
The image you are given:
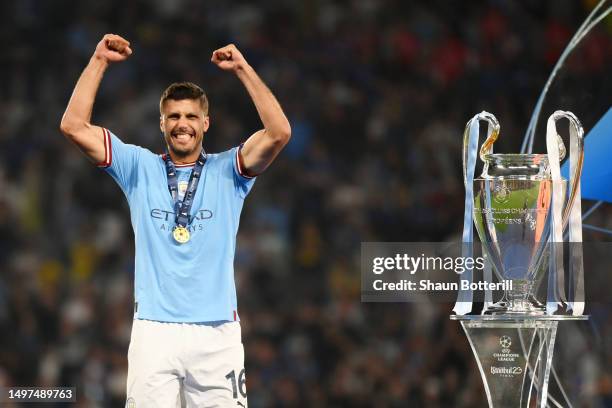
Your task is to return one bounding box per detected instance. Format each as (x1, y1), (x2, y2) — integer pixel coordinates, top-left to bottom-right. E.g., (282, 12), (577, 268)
(93, 34), (133, 63)
(61, 34), (132, 165)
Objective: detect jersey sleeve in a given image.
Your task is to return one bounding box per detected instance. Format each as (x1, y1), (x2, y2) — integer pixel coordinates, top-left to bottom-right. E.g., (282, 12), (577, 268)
(229, 144), (256, 198)
(97, 128), (141, 197)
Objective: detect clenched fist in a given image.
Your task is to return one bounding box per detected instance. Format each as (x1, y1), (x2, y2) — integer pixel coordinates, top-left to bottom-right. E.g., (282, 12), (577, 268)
(94, 34), (132, 63)
(211, 44), (248, 72)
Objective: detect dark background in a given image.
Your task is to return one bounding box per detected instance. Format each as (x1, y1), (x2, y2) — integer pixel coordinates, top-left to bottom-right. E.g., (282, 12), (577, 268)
(0, 0), (611, 406)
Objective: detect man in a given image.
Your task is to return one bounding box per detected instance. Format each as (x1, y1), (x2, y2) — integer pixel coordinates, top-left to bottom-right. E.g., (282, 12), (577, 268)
(60, 33), (291, 407)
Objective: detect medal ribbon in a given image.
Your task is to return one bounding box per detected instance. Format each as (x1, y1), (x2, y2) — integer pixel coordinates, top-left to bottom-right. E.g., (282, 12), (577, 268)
(164, 151), (207, 229)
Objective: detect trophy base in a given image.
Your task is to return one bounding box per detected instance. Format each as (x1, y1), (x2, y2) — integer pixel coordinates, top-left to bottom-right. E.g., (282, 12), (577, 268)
(450, 315), (588, 407)
(484, 295), (546, 316)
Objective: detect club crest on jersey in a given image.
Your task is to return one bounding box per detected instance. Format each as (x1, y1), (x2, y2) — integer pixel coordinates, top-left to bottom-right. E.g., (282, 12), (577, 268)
(178, 181), (189, 197)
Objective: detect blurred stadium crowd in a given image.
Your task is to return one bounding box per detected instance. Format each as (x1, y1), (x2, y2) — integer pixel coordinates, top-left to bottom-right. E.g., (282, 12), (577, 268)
(0, 0), (611, 406)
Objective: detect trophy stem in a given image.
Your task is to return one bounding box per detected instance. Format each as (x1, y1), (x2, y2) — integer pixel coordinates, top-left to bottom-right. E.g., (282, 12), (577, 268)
(506, 280), (545, 315)
(484, 280), (545, 315)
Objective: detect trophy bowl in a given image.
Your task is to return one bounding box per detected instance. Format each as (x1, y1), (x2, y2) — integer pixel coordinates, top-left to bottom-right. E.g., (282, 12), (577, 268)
(473, 154), (567, 315)
(462, 110), (584, 316)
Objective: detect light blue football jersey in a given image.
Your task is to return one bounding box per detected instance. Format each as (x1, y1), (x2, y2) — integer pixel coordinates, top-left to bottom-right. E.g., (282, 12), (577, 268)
(98, 128), (255, 322)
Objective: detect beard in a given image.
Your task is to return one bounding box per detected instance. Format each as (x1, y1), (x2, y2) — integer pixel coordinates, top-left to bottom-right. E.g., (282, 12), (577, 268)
(164, 130), (202, 159)
(168, 140), (196, 156)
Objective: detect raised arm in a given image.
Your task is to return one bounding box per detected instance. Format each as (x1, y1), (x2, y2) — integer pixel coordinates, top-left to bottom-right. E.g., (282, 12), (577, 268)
(211, 44), (291, 177)
(60, 34), (132, 164)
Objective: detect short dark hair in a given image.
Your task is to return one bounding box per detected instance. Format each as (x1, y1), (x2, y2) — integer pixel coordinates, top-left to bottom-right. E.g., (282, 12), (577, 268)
(159, 82), (209, 115)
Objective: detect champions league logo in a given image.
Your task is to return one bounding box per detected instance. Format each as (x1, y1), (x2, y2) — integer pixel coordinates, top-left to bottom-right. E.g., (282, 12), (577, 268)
(493, 335), (519, 363)
(490, 335), (523, 378)
(499, 335), (512, 350)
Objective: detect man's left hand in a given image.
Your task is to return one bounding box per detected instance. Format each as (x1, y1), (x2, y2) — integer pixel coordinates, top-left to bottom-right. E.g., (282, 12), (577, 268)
(211, 44), (247, 72)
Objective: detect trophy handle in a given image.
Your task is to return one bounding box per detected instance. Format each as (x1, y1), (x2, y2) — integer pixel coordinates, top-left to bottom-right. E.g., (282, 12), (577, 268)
(477, 113), (500, 162)
(462, 112), (500, 187)
(550, 110), (585, 227)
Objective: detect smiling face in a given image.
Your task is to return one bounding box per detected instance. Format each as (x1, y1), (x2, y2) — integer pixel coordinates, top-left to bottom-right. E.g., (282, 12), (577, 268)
(160, 98), (210, 162)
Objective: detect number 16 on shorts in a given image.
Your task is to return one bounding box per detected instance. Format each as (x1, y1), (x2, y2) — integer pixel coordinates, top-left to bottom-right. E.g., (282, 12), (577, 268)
(226, 368), (247, 403)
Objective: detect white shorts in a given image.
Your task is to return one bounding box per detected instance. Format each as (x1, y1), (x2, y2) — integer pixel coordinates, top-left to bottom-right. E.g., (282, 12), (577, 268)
(126, 319), (247, 408)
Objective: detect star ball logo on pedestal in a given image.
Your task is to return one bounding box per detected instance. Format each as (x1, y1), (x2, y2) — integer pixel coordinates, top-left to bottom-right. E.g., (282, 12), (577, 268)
(494, 335), (518, 359)
(491, 335), (523, 378)
(499, 335), (512, 350)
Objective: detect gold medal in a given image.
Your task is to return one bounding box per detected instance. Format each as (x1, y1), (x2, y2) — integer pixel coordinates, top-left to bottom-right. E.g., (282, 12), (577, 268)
(173, 226), (190, 244)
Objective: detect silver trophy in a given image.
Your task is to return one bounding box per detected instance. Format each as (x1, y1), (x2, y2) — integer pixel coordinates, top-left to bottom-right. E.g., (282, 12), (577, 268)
(452, 111), (588, 407)
(471, 111), (583, 315)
